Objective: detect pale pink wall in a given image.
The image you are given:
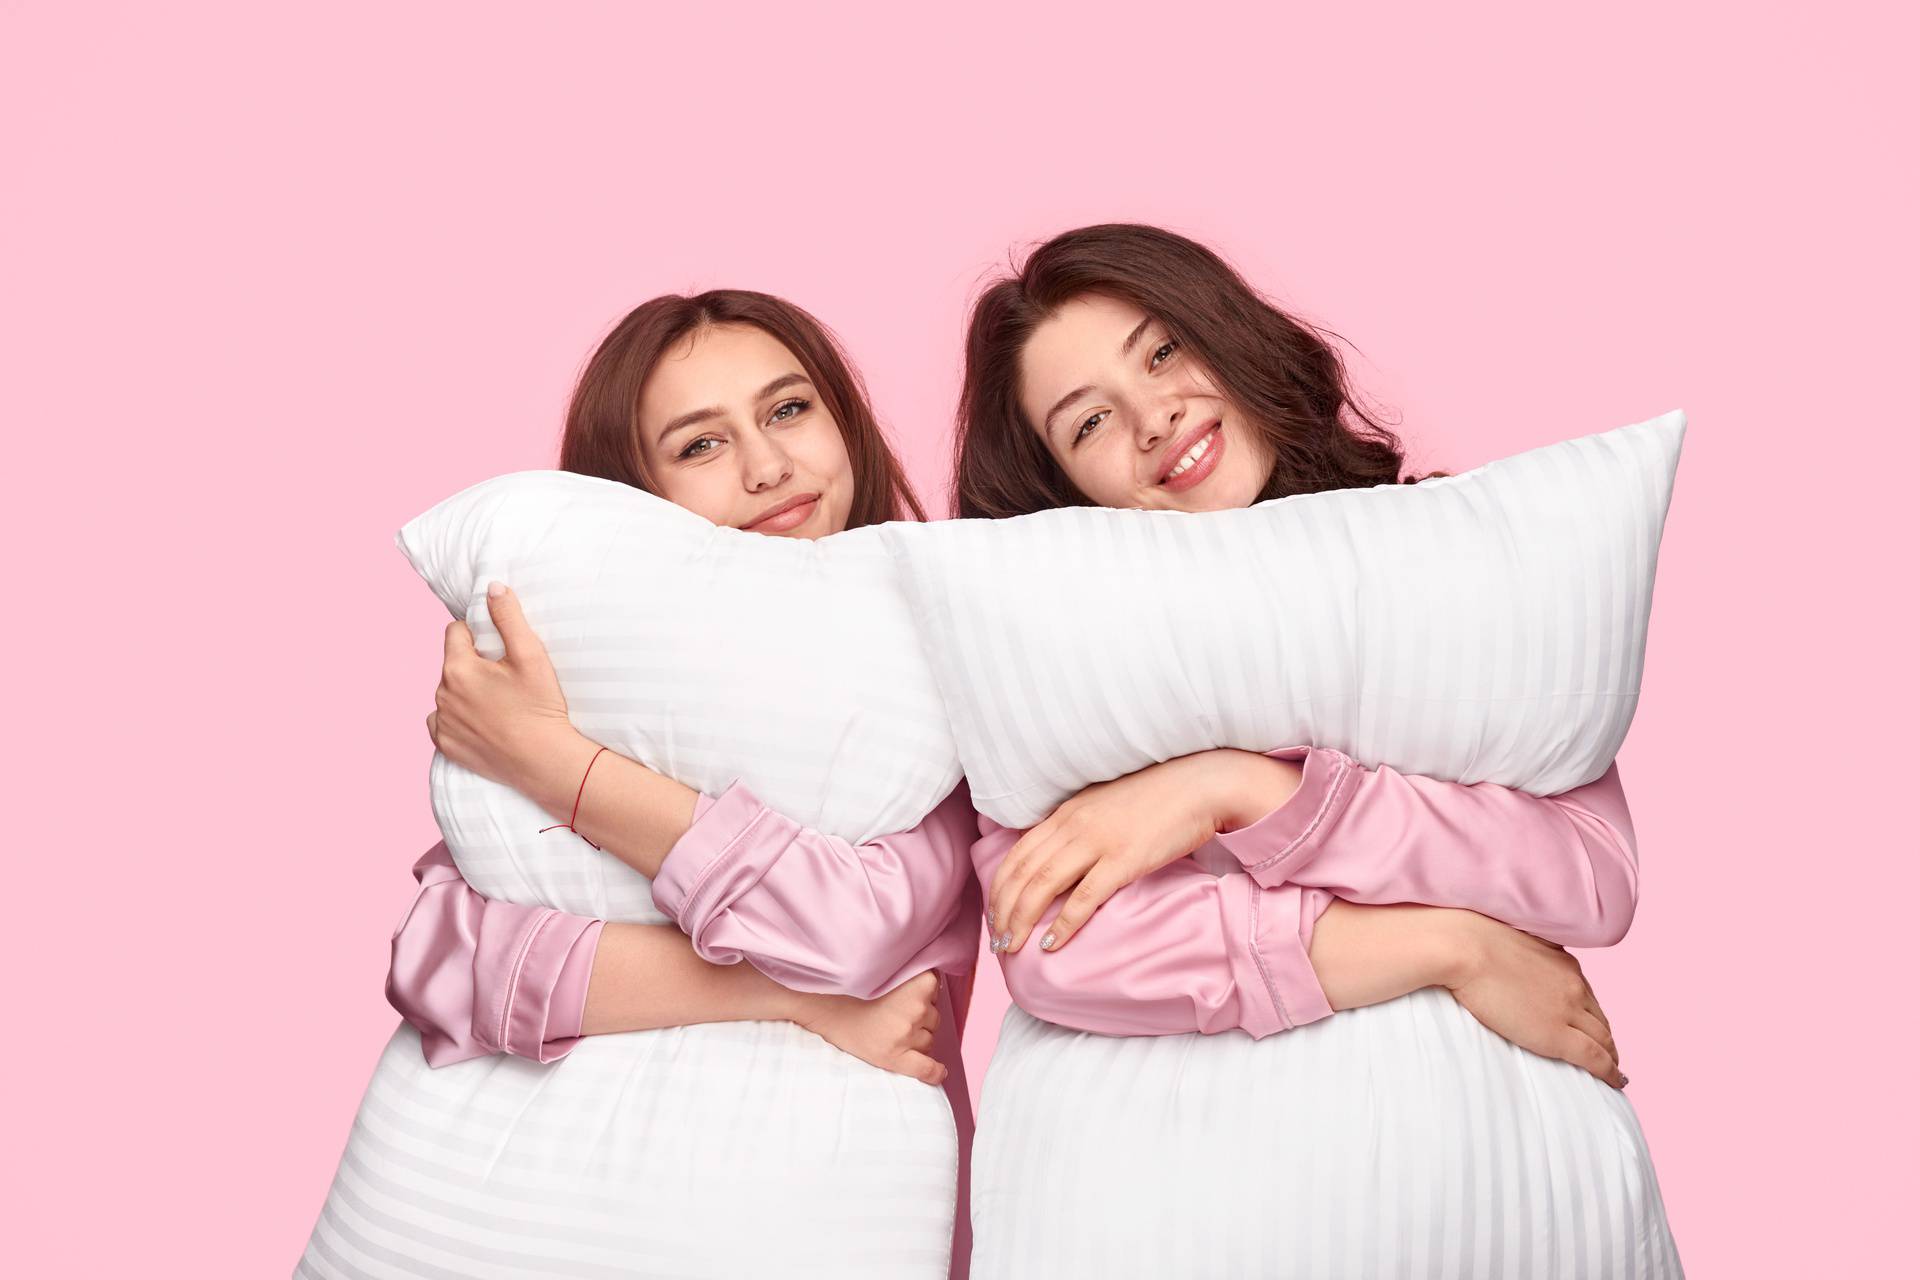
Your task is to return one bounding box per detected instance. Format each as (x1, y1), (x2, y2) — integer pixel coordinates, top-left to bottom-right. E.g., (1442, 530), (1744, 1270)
(5, 2), (1913, 1275)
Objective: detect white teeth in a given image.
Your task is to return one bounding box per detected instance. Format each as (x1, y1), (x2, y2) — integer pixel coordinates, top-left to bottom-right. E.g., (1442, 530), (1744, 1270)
(1165, 429), (1216, 480)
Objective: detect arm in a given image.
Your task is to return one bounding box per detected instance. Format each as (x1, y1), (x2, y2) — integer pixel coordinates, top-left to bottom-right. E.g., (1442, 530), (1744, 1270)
(972, 813), (1340, 1039)
(388, 844), (954, 1084)
(431, 584), (978, 997)
(978, 825), (1623, 1082)
(389, 843), (793, 1066)
(650, 782), (981, 999)
(1211, 747), (1639, 948)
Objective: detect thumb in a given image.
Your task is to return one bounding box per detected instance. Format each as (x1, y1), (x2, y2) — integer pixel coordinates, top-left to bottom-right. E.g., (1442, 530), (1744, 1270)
(484, 582), (547, 667)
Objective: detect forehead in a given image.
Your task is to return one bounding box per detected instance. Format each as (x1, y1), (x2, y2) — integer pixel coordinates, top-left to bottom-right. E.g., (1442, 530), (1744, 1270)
(1019, 293), (1151, 410)
(640, 323), (801, 417)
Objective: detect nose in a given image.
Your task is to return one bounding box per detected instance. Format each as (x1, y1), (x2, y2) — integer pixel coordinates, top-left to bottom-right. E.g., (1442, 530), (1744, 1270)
(737, 429), (794, 493)
(1135, 394), (1182, 452)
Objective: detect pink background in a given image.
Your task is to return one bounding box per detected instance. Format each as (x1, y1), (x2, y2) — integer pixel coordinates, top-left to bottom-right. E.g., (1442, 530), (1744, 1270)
(7, 2), (1913, 1274)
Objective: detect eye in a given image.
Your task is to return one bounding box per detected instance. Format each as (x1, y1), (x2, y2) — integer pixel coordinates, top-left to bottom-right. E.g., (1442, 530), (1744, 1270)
(678, 435), (722, 460)
(1150, 338), (1179, 368)
(1073, 409), (1110, 444)
(770, 397), (811, 423)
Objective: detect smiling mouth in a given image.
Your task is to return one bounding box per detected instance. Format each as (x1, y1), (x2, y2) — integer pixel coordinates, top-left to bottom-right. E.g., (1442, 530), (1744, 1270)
(743, 493), (820, 530)
(1159, 423), (1222, 484)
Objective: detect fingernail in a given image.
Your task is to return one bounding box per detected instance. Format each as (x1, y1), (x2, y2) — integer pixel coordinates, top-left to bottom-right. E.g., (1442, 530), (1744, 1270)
(996, 932), (1012, 950)
(986, 908), (996, 927)
(1040, 932), (1056, 950)
(1620, 1075), (1630, 1087)
(487, 581), (506, 598)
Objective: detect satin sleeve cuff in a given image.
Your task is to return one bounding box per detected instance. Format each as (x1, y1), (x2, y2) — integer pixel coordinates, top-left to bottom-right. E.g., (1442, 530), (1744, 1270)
(647, 784), (752, 923)
(1299, 887), (1335, 954)
(491, 912), (603, 1063)
(1220, 878), (1335, 1036)
(1213, 745), (1363, 889)
(536, 919), (605, 1060)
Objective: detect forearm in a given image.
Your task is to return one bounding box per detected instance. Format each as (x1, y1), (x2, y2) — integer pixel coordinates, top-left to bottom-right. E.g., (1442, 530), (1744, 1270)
(579, 921), (806, 1036)
(654, 783), (980, 999)
(519, 735), (700, 881)
(1213, 749), (1640, 948)
(1305, 899), (1465, 1012)
(975, 816), (1328, 1038)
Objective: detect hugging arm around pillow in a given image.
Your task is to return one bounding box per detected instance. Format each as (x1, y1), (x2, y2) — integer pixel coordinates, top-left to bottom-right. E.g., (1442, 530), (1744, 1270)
(1213, 747), (1640, 949)
(972, 814), (1338, 1039)
(978, 743), (1641, 1040)
(388, 778), (982, 1062)
(650, 781), (982, 1001)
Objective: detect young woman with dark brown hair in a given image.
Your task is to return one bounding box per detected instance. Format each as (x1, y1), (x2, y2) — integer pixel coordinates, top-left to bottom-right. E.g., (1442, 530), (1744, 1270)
(955, 224), (1681, 1279)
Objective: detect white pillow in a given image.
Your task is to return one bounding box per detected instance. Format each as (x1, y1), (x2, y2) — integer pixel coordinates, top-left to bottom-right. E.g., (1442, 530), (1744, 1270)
(882, 410), (1686, 829)
(397, 471), (962, 919)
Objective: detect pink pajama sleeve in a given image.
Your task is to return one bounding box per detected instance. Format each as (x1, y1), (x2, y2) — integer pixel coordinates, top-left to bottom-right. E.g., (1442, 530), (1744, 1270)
(973, 814), (1336, 1039)
(650, 781), (983, 1001)
(387, 784), (983, 1063)
(1214, 747), (1639, 948)
(979, 745), (1641, 1042)
(386, 842), (603, 1067)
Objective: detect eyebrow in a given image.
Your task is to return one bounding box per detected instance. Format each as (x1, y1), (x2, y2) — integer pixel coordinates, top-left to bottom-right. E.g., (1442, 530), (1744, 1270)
(655, 372), (812, 446)
(1041, 315), (1156, 440)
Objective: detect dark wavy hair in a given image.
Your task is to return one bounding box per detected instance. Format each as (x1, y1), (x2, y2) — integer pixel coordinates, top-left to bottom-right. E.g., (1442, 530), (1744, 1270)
(954, 224), (1440, 519)
(562, 289), (927, 528)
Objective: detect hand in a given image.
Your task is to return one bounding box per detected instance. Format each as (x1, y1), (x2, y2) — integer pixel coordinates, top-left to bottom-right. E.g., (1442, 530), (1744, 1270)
(1443, 913), (1626, 1089)
(795, 971), (948, 1086)
(988, 749), (1303, 955)
(426, 582), (581, 794)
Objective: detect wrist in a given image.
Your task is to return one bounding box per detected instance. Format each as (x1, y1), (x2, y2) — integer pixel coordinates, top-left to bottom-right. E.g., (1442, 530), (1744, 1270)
(1425, 909), (1489, 991)
(525, 730), (601, 817)
(1207, 749), (1304, 832)
(785, 989), (838, 1030)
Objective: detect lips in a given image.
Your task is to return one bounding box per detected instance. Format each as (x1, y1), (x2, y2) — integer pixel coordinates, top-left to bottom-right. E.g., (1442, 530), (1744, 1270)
(1156, 420), (1222, 484)
(742, 492), (820, 531)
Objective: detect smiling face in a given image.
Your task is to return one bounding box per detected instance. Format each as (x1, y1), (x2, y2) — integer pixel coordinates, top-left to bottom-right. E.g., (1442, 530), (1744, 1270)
(1017, 293), (1276, 512)
(635, 322), (855, 539)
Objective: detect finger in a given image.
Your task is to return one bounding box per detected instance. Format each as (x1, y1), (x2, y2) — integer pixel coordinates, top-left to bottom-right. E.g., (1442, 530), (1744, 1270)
(916, 999), (941, 1033)
(908, 1027), (934, 1052)
(1581, 987), (1612, 1033)
(898, 1050), (946, 1086)
(443, 619), (474, 664)
(1570, 1008), (1617, 1066)
(484, 583), (548, 668)
(1006, 862), (1080, 953)
(1036, 865), (1125, 952)
(1561, 1028), (1626, 1088)
(990, 821), (1059, 931)
(425, 711), (438, 745)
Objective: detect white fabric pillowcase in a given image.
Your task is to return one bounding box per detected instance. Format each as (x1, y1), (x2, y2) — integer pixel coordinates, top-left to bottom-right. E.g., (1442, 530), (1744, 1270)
(396, 469), (963, 920)
(883, 410), (1686, 829)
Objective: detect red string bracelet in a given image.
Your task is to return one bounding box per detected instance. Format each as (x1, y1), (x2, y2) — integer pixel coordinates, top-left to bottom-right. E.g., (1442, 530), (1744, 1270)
(539, 745), (608, 850)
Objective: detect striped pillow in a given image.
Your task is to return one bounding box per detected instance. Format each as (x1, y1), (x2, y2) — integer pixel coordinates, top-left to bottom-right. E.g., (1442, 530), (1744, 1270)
(883, 411), (1686, 830)
(397, 471), (962, 919)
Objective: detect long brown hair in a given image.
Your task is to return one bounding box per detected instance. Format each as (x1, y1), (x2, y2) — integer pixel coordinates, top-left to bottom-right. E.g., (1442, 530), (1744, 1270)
(562, 289), (926, 528)
(953, 224), (1438, 519)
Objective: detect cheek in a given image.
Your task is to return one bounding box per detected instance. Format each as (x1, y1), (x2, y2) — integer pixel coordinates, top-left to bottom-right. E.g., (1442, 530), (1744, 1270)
(652, 470), (739, 528)
(801, 420), (855, 486)
(1057, 442), (1131, 504)
(1222, 424), (1275, 502)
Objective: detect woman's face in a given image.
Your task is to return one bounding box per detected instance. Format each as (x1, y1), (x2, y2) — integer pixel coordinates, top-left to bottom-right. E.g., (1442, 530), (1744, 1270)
(1017, 293), (1275, 512)
(636, 323), (855, 539)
